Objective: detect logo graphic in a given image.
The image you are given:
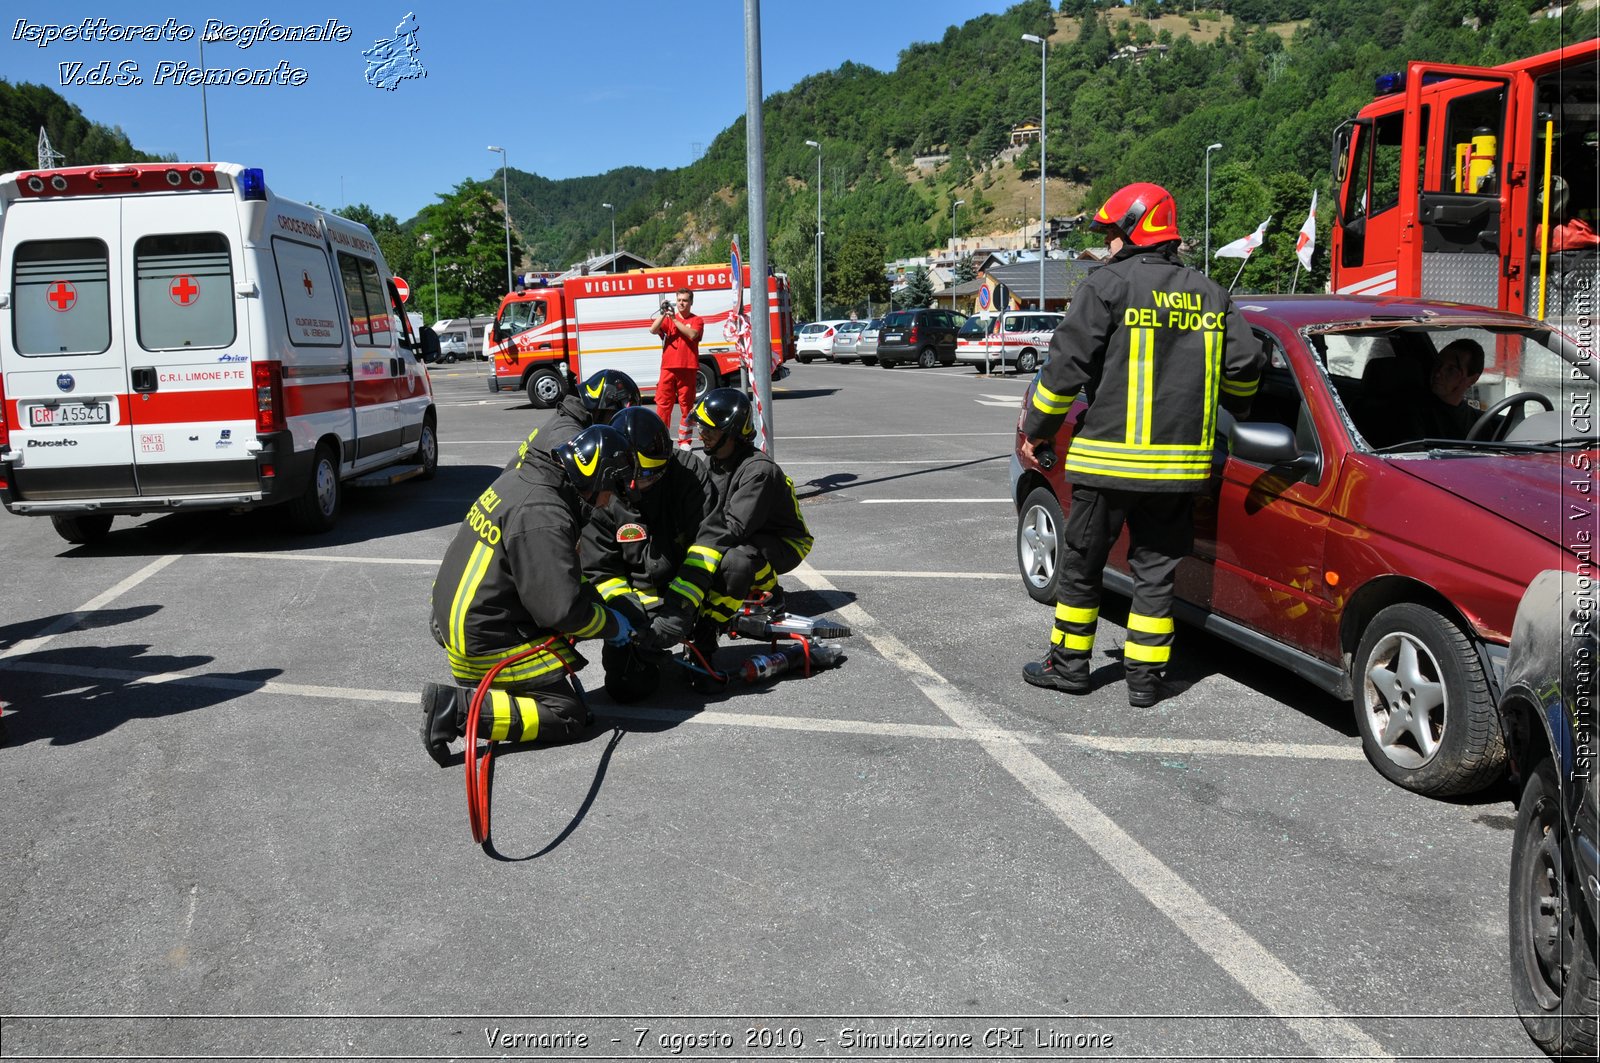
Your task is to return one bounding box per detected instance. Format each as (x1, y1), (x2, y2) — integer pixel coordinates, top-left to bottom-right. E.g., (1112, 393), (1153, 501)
(363, 13), (426, 91)
(302, 270), (315, 298)
(46, 280), (77, 312)
(28, 437), (77, 447)
(169, 274), (200, 306)
(574, 447), (600, 478)
(616, 523), (648, 543)
(56, 373), (75, 393)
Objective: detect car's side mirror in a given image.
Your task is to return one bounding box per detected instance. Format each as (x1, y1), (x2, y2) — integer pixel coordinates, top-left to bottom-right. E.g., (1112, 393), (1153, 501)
(1230, 421), (1318, 475)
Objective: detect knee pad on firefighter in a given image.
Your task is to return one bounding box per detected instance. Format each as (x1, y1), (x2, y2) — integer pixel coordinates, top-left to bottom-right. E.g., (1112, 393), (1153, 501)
(473, 678), (591, 745)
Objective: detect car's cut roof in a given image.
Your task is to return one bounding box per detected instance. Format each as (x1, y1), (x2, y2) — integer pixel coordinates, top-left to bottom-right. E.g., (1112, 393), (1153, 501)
(1234, 293), (1547, 331)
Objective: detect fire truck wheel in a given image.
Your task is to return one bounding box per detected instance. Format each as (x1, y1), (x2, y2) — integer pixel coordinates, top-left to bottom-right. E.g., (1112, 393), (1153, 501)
(694, 361), (719, 401)
(526, 367), (566, 409)
(51, 513), (113, 545)
(416, 418), (439, 481)
(287, 444), (341, 534)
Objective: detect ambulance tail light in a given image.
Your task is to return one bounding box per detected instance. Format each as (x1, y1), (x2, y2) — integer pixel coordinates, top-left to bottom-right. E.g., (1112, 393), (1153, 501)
(0, 373), (10, 486)
(253, 361), (285, 434)
(238, 168), (267, 202)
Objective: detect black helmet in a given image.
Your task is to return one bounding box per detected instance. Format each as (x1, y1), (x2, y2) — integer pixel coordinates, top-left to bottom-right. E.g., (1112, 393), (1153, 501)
(579, 369), (641, 422)
(555, 424), (636, 501)
(609, 407), (672, 485)
(694, 387), (755, 442)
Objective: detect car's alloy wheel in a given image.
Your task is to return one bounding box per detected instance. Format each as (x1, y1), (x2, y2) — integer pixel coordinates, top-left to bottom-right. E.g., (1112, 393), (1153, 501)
(1352, 602), (1504, 795)
(918, 347), (938, 369)
(1509, 756), (1600, 1058)
(1017, 349), (1039, 373)
(1016, 486), (1063, 604)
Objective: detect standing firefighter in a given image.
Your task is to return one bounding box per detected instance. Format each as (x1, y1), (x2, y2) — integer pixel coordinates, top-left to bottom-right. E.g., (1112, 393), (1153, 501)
(505, 368), (641, 471)
(422, 424), (639, 765)
(1019, 182), (1263, 707)
(650, 388), (813, 664)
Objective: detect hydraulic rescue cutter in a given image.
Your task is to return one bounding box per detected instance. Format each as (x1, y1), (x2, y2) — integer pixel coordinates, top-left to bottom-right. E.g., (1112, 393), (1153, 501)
(677, 600), (852, 691)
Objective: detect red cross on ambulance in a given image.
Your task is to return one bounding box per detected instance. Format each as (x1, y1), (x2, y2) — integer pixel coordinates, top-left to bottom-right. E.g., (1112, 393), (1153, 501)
(47, 280), (76, 312)
(169, 274), (200, 306)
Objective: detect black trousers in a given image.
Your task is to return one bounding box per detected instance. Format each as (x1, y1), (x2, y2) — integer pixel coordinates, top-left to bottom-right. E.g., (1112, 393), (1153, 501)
(701, 535), (806, 623)
(1050, 485), (1194, 679)
(455, 672), (590, 744)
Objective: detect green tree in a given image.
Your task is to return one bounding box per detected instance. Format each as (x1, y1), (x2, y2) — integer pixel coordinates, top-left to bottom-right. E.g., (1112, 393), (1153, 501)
(832, 231), (892, 314)
(897, 266), (935, 309)
(407, 183), (528, 318)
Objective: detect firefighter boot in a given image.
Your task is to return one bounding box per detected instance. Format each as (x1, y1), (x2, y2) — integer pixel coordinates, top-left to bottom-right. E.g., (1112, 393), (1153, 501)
(1022, 657), (1090, 694)
(1125, 668), (1169, 708)
(602, 641), (661, 704)
(420, 681), (466, 767)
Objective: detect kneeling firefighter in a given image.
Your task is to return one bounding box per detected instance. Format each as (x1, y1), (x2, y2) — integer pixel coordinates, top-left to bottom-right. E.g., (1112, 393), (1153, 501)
(422, 424), (639, 766)
(581, 407), (719, 701)
(650, 388), (814, 663)
(504, 368), (641, 471)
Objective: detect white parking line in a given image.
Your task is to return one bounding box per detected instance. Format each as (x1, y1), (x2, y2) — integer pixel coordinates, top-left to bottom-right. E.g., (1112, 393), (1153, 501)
(1060, 734), (1366, 761)
(858, 498), (1011, 504)
(787, 559), (1392, 1062)
(1, 553), (183, 661)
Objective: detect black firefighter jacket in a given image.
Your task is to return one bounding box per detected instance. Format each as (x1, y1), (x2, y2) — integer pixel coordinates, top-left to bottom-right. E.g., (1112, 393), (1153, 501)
(666, 442), (814, 611)
(430, 452), (620, 686)
(1021, 245), (1264, 493)
(504, 393), (591, 471)
(580, 449), (719, 614)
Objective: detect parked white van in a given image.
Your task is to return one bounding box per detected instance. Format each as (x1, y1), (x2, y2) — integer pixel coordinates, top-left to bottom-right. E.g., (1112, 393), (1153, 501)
(954, 310), (1062, 373)
(0, 162), (437, 544)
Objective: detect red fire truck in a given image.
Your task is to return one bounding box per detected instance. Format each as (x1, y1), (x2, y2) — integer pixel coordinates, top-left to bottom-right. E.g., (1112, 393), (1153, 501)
(486, 264), (795, 407)
(1330, 38), (1598, 338)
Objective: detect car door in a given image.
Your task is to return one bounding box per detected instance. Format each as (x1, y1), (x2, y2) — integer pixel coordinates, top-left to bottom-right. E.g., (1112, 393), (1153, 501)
(1183, 324), (1344, 661)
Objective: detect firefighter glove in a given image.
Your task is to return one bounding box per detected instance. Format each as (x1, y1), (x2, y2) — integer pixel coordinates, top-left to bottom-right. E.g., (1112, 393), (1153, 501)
(604, 608), (636, 648)
(649, 607), (693, 649)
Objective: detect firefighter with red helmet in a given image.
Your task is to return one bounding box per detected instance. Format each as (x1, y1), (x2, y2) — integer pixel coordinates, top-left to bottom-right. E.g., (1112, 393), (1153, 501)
(581, 407), (719, 701)
(1020, 182), (1263, 707)
(649, 388), (813, 664)
(504, 368), (641, 471)
(422, 424), (639, 765)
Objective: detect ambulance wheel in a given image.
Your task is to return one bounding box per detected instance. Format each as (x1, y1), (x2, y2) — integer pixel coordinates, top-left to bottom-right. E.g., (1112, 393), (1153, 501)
(526, 367), (565, 409)
(51, 514), (113, 545)
(287, 445), (341, 534)
(416, 417), (439, 481)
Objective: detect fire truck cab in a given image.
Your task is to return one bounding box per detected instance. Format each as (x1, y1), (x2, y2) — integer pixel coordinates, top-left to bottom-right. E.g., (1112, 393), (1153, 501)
(0, 162), (438, 544)
(1331, 39), (1598, 338)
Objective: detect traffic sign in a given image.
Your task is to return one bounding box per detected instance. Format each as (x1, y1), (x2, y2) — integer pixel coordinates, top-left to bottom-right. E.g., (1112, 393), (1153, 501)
(393, 275), (410, 302)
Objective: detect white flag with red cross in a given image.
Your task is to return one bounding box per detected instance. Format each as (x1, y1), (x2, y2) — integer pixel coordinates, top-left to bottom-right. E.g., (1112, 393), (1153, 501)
(1295, 191), (1318, 270)
(1214, 217), (1271, 259)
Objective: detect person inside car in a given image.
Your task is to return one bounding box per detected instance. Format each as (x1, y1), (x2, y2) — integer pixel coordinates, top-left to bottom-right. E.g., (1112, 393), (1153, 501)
(1417, 338), (1485, 440)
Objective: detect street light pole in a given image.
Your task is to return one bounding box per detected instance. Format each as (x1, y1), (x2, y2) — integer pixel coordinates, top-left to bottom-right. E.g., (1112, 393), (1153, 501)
(431, 245), (440, 323)
(951, 199), (965, 248)
(1021, 33), (1047, 310)
(804, 139), (822, 321)
(601, 202), (616, 265)
(486, 145), (513, 292)
(1205, 142), (1223, 275)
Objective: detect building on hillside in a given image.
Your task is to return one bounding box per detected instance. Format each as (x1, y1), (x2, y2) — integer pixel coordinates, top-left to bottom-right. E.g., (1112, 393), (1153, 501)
(1010, 122), (1041, 146)
(557, 250), (656, 279)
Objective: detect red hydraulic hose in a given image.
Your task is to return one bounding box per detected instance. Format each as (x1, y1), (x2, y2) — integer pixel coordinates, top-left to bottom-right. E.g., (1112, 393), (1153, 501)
(464, 636), (563, 844)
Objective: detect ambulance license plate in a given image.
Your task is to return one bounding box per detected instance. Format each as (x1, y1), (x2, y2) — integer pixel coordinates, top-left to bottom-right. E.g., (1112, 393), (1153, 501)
(29, 401), (109, 427)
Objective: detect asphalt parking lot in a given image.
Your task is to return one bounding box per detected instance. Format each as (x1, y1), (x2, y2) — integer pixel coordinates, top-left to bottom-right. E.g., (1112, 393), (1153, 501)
(0, 359), (1550, 1061)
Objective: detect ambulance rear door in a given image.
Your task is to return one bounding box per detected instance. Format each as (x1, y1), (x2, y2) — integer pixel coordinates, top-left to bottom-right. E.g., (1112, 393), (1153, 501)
(118, 188), (258, 494)
(3, 194), (139, 503)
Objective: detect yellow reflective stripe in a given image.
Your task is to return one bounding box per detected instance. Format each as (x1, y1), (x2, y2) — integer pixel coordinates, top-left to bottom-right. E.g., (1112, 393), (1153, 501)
(707, 590), (744, 612)
(685, 544), (722, 573)
(488, 690), (512, 741)
(1125, 327), (1153, 444)
(1202, 330), (1221, 445)
(1126, 612), (1175, 635)
(448, 542), (494, 655)
(1069, 437), (1212, 455)
(1032, 381), (1074, 416)
(1061, 455), (1211, 480)
(572, 604), (607, 638)
(1055, 603), (1097, 624)
(1123, 641), (1171, 663)
(447, 640), (578, 683)
(1220, 377), (1259, 396)
(596, 578), (631, 600)
(1050, 630), (1094, 650)
(668, 578), (705, 606)
(634, 589), (662, 606)
(783, 536), (814, 558)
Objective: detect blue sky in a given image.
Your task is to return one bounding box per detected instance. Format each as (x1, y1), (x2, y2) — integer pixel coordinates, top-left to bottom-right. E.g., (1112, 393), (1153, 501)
(4, 2), (1022, 220)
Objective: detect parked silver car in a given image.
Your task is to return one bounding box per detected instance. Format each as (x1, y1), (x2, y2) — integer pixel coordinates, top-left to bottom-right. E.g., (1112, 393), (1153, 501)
(829, 320), (868, 362)
(854, 317), (884, 365)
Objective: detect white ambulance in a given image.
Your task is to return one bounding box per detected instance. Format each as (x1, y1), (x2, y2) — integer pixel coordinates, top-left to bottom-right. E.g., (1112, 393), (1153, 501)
(0, 162), (437, 544)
